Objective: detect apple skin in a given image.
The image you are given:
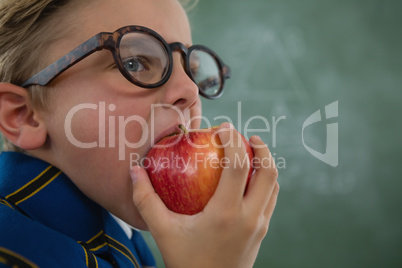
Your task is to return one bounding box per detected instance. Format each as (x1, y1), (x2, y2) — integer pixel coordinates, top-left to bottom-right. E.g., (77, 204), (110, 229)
(144, 126), (254, 215)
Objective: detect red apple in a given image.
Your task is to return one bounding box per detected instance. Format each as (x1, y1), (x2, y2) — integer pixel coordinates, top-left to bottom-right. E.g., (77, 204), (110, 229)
(144, 125), (254, 215)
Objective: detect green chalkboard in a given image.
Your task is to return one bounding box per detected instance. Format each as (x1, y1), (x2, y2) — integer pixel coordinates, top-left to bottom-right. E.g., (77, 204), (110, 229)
(142, 0), (402, 267)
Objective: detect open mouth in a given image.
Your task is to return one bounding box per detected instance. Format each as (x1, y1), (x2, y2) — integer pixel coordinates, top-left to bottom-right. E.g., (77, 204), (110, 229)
(153, 124), (184, 145)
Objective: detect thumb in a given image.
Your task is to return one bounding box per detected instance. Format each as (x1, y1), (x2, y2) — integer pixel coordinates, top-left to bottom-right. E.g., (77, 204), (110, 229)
(130, 165), (170, 232)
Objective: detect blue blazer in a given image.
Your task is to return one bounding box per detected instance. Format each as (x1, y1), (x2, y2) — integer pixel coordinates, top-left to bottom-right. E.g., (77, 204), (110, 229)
(0, 152), (156, 267)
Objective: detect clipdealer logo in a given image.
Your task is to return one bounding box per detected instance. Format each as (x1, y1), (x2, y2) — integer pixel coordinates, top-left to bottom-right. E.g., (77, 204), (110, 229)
(302, 101), (339, 167)
(63, 102), (287, 163)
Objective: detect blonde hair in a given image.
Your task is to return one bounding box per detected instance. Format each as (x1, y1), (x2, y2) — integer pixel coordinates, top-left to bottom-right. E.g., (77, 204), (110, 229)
(0, 0), (82, 151)
(0, 0), (197, 151)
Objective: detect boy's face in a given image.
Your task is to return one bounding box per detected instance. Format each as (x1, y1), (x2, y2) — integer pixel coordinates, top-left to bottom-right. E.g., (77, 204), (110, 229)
(36, 0), (201, 229)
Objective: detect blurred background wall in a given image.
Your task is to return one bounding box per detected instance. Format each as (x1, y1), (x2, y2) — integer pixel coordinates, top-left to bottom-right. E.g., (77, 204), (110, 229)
(143, 0), (402, 267)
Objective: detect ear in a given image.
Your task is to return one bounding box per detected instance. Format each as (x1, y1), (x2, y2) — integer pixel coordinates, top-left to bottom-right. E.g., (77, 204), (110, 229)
(0, 83), (47, 150)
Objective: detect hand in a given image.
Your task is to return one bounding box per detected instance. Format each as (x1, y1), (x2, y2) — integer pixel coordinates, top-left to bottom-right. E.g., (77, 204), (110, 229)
(131, 123), (279, 268)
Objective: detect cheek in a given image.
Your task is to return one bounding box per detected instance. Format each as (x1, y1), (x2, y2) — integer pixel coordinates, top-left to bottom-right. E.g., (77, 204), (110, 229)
(59, 102), (150, 151)
(65, 105), (100, 144)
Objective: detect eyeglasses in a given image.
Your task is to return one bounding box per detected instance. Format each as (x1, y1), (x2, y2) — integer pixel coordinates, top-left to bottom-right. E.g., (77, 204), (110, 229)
(20, 25), (231, 99)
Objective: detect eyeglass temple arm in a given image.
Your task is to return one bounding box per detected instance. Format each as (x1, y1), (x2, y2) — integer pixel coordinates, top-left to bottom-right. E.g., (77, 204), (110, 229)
(20, 34), (107, 88)
(223, 65), (231, 79)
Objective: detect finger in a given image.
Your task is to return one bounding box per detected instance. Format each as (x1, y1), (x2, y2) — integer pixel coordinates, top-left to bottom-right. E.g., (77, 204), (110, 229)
(208, 123), (250, 210)
(131, 165), (171, 234)
(264, 181), (280, 219)
(244, 136), (278, 215)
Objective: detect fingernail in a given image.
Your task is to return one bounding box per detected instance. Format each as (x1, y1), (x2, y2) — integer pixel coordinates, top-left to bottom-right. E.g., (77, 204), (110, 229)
(254, 135), (262, 141)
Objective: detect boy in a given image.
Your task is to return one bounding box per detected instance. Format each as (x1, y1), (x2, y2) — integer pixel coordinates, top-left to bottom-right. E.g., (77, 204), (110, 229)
(0, 0), (279, 267)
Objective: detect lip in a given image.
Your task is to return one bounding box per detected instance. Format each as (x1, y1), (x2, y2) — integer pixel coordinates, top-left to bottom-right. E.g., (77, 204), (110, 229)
(142, 124), (184, 157)
(156, 124), (183, 143)
(147, 123), (183, 150)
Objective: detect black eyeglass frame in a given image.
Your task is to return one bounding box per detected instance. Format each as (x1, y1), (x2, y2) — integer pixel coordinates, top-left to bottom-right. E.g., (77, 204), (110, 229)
(20, 25), (231, 99)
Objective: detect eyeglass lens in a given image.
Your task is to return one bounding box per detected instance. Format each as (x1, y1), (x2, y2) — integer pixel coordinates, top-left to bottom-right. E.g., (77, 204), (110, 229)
(119, 32), (222, 96)
(189, 50), (222, 97)
(120, 32), (169, 85)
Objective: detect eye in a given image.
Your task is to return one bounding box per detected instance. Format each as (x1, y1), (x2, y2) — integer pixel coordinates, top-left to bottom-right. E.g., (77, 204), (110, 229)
(122, 56), (149, 73)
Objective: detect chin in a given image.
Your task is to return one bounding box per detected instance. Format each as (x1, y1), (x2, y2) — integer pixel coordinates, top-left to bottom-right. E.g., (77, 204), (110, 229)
(107, 198), (149, 231)
(119, 209), (149, 231)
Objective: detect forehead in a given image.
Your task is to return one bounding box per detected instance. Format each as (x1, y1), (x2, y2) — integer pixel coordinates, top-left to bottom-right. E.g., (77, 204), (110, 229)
(53, 0), (192, 57)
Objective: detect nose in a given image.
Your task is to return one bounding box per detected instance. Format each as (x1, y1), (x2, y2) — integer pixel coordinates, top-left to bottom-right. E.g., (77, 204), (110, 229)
(160, 50), (199, 109)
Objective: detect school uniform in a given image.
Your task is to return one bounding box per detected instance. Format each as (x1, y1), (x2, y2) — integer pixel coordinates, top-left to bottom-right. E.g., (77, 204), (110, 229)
(0, 152), (156, 268)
